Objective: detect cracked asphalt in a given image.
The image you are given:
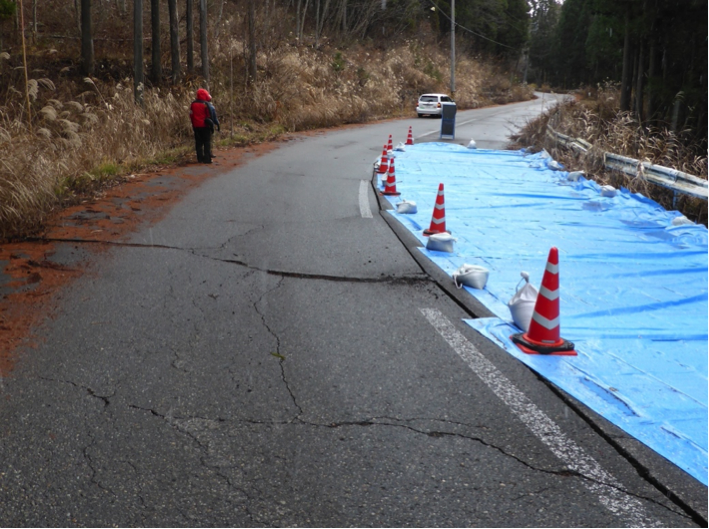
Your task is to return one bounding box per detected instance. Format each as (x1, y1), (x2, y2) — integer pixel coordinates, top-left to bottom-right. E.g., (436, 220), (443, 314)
(0, 99), (705, 527)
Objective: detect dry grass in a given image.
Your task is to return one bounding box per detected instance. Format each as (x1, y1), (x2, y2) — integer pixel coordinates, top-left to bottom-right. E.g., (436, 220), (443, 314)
(512, 83), (708, 225)
(0, 34), (531, 240)
(0, 78), (191, 238)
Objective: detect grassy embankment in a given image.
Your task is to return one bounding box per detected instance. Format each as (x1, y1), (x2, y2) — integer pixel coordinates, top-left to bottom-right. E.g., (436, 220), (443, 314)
(513, 84), (708, 225)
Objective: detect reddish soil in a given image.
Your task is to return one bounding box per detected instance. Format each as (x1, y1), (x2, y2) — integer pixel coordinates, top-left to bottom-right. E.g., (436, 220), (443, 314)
(0, 140), (290, 377)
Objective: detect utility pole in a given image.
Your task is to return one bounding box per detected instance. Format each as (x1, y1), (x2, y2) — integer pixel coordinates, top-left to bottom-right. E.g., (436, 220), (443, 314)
(450, 0), (455, 99)
(134, 0), (144, 105)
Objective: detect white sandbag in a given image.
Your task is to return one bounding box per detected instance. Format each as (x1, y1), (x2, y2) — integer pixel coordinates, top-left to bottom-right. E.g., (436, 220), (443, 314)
(548, 160), (564, 171)
(394, 142), (406, 152)
(426, 232), (456, 253)
(508, 271), (538, 332)
(600, 185), (617, 197)
(467, 139), (477, 149)
(452, 264), (489, 290)
(396, 200), (417, 214)
(671, 215), (693, 226)
(567, 171), (584, 182)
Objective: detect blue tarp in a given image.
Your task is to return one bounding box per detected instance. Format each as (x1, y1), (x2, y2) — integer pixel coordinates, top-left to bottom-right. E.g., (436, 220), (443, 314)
(382, 143), (708, 485)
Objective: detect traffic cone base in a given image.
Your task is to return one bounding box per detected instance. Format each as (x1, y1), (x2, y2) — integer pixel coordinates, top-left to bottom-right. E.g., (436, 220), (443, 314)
(510, 333), (577, 356)
(423, 227), (449, 236)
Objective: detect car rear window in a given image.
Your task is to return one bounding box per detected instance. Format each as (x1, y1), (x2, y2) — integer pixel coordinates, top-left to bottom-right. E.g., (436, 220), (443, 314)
(441, 97), (452, 102)
(420, 96), (438, 102)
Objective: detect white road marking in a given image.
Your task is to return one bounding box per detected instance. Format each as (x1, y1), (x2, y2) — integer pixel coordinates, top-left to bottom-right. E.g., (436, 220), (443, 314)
(359, 180), (373, 218)
(420, 308), (660, 528)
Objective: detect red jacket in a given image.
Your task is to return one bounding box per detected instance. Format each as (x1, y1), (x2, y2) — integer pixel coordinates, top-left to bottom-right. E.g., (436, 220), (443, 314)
(190, 99), (211, 128)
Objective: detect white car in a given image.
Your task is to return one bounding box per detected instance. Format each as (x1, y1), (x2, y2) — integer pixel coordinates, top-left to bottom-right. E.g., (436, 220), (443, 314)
(416, 93), (454, 118)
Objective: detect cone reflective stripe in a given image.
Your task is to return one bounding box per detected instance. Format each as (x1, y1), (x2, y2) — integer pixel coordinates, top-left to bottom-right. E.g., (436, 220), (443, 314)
(406, 126), (414, 145)
(387, 134), (393, 154)
(511, 247), (576, 356)
(380, 158), (401, 196)
(377, 144), (389, 174)
(423, 183), (448, 236)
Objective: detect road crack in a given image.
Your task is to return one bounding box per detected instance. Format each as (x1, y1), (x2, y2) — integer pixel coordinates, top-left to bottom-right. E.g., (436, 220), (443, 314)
(252, 276), (303, 419)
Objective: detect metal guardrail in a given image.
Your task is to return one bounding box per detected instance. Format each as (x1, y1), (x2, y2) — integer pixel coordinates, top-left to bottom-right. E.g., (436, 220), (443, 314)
(546, 125), (708, 202)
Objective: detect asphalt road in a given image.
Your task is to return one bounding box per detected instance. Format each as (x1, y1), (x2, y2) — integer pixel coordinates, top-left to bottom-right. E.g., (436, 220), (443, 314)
(0, 95), (704, 527)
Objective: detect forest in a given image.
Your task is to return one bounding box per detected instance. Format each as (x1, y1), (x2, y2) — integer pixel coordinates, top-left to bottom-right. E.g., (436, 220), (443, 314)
(0, 0), (706, 237)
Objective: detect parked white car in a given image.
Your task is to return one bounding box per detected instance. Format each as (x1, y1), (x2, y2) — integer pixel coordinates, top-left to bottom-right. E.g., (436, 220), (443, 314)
(416, 93), (454, 117)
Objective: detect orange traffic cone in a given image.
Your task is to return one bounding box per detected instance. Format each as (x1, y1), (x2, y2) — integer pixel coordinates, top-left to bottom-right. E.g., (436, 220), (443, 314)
(423, 183), (449, 236)
(387, 134), (393, 154)
(406, 126), (414, 145)
(380, 158), (401, 196)
(377, 144), (389, 174)
(511, 247), (576, 356)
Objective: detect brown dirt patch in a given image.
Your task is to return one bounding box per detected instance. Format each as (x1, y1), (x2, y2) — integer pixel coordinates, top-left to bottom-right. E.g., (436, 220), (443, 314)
(0, 139), (289, 377)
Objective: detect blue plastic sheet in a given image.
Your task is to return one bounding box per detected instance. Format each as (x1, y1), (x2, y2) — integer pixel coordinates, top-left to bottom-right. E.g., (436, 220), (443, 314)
(383, 143), (708, 485)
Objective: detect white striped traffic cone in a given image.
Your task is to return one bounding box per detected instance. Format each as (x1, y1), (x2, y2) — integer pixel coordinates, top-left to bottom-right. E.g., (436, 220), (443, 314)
(377, 144), (389, 174)
(511, 247), (576, 356)
(380, 158), (401, 196)
(423, 183), (449, 236)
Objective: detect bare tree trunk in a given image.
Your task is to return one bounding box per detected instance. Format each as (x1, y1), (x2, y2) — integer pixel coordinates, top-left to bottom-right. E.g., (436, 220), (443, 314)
(134, 0), (144, 104)
(74, 0), (80, 38)
(214, 0), (225, 39)
(18, 0), (32, 131)
(199, 0), (208, 84)
(340, 0), (347, 33)
(168, 0), (180, 83)
(647, 37), (656, 124)
(81, 0), (94, 75)
(620, 7), (632, 112)
(634, 39), (644, 122)
(316, 0), (331, 48)
(247, 0), (256, 84)
(116, 0), (126, 16)
(296, 0), (302, 41)
(300, 0), (310, 41)
(150, 0), (162, 84)
(186, 0), (194, 73)
(31, 0), (37, 42)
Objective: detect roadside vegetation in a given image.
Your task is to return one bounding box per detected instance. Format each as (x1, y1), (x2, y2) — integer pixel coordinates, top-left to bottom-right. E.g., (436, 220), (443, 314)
(1, 0), (705, 237)
(0, 2), (533, 240)
(512, 83), (707, 225)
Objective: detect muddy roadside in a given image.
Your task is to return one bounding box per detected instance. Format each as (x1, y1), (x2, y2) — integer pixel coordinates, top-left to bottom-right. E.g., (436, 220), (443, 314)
(0, 139), (297, 376)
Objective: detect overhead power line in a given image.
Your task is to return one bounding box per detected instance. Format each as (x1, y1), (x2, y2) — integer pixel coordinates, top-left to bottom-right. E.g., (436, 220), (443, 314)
(427, 0), (517, 49)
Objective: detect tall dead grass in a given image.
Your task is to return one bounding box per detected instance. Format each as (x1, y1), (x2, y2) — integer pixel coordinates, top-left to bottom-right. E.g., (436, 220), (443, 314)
(1, 35), (531, 239)
(512, 83), (707, 224)
(0, 77), (190, 238)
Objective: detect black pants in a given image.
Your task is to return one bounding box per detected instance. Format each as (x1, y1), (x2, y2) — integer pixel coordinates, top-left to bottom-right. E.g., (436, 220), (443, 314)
(193, 127), (212, 163)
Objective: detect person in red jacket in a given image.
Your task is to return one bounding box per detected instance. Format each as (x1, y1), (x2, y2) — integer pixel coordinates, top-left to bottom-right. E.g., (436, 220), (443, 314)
(189, 88), (213, 163)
